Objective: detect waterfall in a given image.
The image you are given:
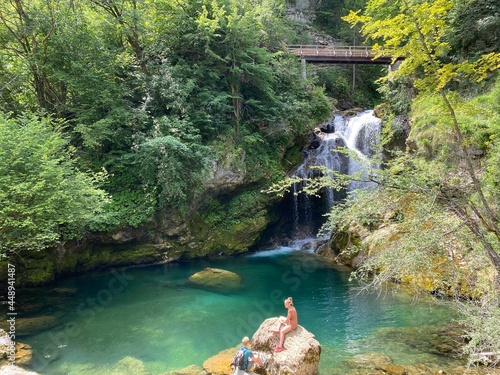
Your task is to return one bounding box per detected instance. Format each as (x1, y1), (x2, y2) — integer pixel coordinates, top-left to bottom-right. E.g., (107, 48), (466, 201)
(290, 110), (381, 241)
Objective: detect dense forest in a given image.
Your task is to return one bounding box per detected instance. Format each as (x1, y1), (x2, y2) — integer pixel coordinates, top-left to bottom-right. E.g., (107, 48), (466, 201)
(1, 0), (500, 368)
(0, 0), (327, 251)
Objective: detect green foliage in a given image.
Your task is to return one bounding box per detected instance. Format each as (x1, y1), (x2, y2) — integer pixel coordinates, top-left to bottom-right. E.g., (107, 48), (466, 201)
(0, 113), (109, 254)
(152, 0), (284, 137)
(377, 76), (414, 115)
(316, 66), (352, 99)
(343, 0), (500, 94)
(448, 0), (500, 56)
(309, 85), (334, 119)
(313, 0), (367, 38)
(90, 165), (158, 231)
(410, 82), (500, 161)
(242, 130), (289, 184)
(200, 189), (269, 227)
(338, 1), (500, 364)
(313, 64), (385, 108)
(135, 136), (209, 208)
(132, 117), (213, 210)
(0, 0), (332, 236)
(343, 190), (494, 296)
(458, 294), (500, 367)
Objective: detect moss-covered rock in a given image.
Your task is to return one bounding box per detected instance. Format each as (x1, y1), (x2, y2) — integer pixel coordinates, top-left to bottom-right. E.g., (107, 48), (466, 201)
(187, 268), (243, 292)
(1, 184), (278, 286)
(202, 347), (235, 375)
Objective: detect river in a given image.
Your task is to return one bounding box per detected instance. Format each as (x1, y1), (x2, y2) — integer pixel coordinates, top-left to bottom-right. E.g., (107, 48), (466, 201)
(12, 245), (463, 374)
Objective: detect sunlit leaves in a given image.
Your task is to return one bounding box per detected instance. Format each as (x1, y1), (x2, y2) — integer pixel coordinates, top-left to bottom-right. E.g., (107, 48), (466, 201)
(0, 113), (109, 253)
(344, 0), (500, 94)
(342, 0), (500, 364)
(0, 0), (332, 234)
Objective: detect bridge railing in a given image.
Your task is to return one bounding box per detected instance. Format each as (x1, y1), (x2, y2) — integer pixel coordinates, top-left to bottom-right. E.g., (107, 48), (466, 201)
(287, 45), (394, 59)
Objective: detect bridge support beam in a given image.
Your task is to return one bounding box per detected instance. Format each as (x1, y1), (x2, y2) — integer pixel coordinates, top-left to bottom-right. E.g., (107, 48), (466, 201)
(301, 58), (307, 80)
(389, 60), (402, 72)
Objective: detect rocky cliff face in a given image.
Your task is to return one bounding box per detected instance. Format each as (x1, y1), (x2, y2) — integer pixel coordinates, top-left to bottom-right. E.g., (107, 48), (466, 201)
(286, 0), (319, 23)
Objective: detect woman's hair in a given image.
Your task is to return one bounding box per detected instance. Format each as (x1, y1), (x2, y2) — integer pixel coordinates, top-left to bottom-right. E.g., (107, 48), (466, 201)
(285, 297), (293, 306)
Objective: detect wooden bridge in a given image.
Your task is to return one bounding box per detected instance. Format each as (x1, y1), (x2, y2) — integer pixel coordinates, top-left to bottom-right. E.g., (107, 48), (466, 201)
(287, 45), (404, 65)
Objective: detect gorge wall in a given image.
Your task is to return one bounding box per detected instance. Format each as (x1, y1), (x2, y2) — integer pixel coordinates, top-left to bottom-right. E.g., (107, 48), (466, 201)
(0, 151), (297, 285)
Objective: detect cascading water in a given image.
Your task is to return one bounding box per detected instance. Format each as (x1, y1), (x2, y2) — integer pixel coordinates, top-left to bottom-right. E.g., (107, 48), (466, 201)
(290, 110), (382, 241)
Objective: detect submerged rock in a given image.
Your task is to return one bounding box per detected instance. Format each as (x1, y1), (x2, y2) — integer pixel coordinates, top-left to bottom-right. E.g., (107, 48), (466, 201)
(342, 350), (500, 374)
(3, 316), (59, 337)
(187, 268), (243, 292)
(344, 362), (500, 375)
(164, 364), (205, 375)
(0, 365), (41, 375)
(251, 317), (321, 375)
(109, 356), (149, 375)
(375, 324), (464, 358)
(344, 352), (392, 369)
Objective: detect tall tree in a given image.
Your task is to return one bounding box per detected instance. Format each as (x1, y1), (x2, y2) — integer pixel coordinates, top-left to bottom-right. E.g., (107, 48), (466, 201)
(90, 0), (151, 72)
(0, 0), (60, 114)
(152, 0), (285, 138)
(341, 0), (500, 365)
(343, 0), (500, 281)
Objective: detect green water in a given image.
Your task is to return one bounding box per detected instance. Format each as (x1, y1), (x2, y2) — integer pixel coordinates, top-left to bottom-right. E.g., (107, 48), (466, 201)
(15, 247), (463, 374)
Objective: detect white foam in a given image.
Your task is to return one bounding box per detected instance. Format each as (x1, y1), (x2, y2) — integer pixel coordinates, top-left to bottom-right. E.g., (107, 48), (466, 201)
(246, 246), (297, 257)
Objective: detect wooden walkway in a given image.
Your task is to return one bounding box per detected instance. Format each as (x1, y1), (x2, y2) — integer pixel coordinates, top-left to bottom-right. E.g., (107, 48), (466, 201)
(287, 45), (403, 65)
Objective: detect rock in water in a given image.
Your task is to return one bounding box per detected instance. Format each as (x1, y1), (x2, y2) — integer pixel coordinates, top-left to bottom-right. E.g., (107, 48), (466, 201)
(251, 317), (321, 375)
(203, 347), (235, 375)
(0, 329), (34, 368)
(0, 366), (41, 375)
(187, 267), (243, 292)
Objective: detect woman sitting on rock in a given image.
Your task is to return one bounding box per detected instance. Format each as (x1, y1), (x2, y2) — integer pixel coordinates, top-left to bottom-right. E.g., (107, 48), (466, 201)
(272, 297), (298, 352)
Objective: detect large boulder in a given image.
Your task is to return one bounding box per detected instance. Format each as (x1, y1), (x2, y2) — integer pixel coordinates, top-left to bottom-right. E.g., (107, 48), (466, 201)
(205, 160), (245, 193)
(187, 268), (243, 292)
(251, 317), (321, 375)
